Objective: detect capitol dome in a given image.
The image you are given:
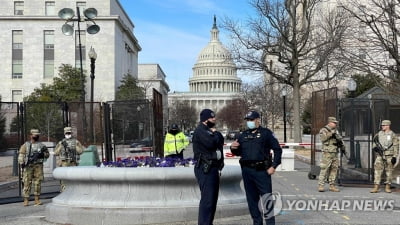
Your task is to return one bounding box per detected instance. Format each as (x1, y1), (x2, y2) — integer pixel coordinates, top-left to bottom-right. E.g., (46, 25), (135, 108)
(189, 16), (242, 93)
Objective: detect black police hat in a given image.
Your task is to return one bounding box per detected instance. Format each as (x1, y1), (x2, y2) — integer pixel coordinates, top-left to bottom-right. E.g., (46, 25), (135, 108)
(244, 110), (260, 120)
(170, 124), (179, 130)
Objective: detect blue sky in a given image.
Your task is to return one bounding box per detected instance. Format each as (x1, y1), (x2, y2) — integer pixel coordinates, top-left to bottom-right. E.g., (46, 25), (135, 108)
(118, 0), (254, 92)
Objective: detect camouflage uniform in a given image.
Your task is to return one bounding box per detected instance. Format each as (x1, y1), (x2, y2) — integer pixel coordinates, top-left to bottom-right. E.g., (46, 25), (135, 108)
(318, 118), (343, 192)
(54, 127), (84, 191)
(18, 129), (49, 206)
(372, 130), (398, 185)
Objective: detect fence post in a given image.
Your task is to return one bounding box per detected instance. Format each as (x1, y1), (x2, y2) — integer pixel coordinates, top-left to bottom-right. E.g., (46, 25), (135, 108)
(355, 141), (361, 168)
(12, 149), (18, 176)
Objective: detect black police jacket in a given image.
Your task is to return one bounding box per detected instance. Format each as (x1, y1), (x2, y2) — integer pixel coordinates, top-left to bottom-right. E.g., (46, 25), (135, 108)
(192, 123), (224, 161)
(231, 126), (282, 169)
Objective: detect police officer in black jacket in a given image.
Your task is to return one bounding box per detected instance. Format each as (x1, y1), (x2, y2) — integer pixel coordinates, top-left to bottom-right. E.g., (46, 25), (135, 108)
(230, 110), (282, 225)
(193, 108), (224, 225)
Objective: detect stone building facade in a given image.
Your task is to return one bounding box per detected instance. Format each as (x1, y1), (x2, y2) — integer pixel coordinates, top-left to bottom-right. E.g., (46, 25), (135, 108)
(0, 0), (140, 102)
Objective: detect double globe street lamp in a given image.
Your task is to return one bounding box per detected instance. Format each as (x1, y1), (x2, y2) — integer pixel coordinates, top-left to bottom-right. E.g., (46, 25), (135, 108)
(58, 7), (100, 102)
(58, 7), (100, 143)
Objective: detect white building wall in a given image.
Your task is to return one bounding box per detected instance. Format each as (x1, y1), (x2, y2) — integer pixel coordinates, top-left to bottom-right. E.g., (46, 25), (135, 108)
(0, 0), (140, 102)
(138, 64), (170, 130)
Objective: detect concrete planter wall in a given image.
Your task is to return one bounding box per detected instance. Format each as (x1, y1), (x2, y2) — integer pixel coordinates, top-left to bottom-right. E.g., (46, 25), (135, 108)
(45, 165), (247, 225)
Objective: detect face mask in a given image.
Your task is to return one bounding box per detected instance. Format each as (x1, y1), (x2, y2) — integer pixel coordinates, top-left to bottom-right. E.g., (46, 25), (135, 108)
(65, 134), (72, 139)
(206, 121), (215, 128)
(247, 121), (256, 129)
(32, 136), (39, 141)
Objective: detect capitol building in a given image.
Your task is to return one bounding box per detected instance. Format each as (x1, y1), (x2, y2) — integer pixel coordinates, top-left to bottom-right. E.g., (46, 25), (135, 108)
(168, 16), (242, 116)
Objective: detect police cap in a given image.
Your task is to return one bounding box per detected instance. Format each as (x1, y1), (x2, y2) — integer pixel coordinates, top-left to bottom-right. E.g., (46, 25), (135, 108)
(244, 110), (260, 120)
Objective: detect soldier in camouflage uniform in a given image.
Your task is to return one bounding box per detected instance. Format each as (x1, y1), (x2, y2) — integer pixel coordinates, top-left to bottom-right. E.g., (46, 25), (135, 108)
(18, 129), (50, 206)
(318, 117), (344, 192)
(370, 120), (399, 193)
(54, 127), (84, 191)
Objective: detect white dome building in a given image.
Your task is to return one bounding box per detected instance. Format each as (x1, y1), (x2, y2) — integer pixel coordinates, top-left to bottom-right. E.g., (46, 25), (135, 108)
(189, 17), (241, 93)
(168, 16), (242, 118)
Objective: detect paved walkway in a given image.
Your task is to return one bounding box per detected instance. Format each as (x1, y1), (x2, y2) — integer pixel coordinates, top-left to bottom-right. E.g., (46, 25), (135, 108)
(2, 147), (400, 225)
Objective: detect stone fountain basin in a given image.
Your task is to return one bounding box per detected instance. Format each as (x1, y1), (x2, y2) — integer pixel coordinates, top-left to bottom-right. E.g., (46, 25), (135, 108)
(45, 165), (247, 225)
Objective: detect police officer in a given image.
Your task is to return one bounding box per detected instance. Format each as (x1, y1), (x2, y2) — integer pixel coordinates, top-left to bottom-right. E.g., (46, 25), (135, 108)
(18, 129), (50, 206)
(163, 123), (189, 159)
(230, 110), (282, 225)
(318, 116), (344, 192)
(370, 120), (399, 193)
(54, 127), (84, 191)
(193, 108), (224, 225)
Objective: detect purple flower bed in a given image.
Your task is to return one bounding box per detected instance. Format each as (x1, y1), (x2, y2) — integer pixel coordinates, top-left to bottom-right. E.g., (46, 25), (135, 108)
(99, 156), (197, 168)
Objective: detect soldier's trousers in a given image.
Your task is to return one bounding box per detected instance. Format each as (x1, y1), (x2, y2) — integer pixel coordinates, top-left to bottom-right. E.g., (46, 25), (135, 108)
(373, 156), (394, 184)
(22, 164), (44, 198)
(318, 152), (338, 185)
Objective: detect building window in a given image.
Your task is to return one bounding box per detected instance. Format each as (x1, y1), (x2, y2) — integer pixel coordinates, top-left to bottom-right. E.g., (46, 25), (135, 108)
(12, 90), (23, 102)
(14, 1), (24, 15)
(75, 31), (86, 70)
(45, 1), (55, 16)
(12, 30), (23, 79)
(44, 30), (54, 78)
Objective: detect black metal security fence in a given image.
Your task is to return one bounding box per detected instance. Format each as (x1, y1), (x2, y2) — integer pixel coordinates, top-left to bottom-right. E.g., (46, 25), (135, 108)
(310, 87), (393, 184)
(0, 98), (163, 201)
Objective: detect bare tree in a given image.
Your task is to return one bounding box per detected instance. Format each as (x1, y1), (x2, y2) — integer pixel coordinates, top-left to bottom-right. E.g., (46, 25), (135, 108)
(222, 0), (349, 142)
(241, 77), (288, 132)
(339, 0), (400, 99)
(218, 99), (249, 130)
(168, 101), (197, 132)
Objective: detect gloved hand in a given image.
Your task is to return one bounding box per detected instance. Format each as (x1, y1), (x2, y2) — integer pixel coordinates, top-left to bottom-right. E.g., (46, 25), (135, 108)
(216, 150), (222, 160)
(391, 157), (396, 165)
(331, 133), (337, 139)
(372, 147), (380, 153)
(340, 147), (346, 155)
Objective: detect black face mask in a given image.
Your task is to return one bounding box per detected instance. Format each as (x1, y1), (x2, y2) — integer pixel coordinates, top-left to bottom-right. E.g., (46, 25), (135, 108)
(169, 130), (179, 135)
(32, 136), (39, 141)
(206, 121), (215, 128)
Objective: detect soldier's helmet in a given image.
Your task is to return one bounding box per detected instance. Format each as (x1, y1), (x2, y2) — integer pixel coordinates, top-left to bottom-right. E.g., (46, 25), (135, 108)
(64, 127), (73, 134)
(328, 117), (338, 123)
(30, 129), (40, 135)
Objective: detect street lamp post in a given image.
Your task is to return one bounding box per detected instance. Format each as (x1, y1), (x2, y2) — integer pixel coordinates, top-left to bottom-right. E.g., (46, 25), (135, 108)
(347, 78), (357, 164)
(59, 7), (100, 143)
(88, 46), (97, 143)
(281, 88), (287, 144)
(58, 7), (100, 102)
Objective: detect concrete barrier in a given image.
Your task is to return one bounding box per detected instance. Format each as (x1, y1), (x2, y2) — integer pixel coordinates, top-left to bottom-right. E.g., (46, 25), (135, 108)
(45, 165), (247, 225)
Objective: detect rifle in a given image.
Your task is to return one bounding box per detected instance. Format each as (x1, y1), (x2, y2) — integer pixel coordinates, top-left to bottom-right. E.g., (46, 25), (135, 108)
(373, 135), (393, 163)
(62, 141), (75, 161)
(24, 151), (42, 167)
(332, 133), (348, 159)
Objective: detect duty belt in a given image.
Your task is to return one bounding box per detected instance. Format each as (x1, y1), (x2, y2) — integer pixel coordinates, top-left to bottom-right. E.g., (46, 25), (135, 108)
(239, 160), (265, 168)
